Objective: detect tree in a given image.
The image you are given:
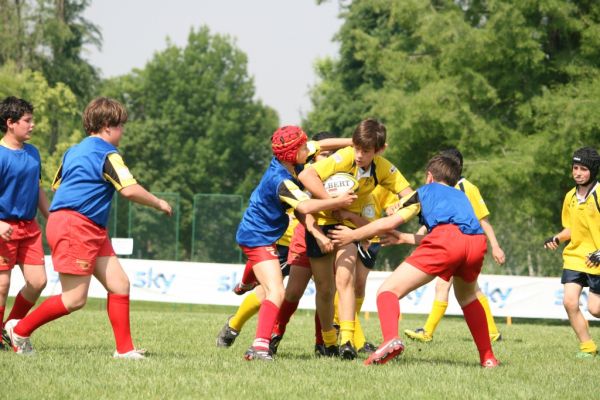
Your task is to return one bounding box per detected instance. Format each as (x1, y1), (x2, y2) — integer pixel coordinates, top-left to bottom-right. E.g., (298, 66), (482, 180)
(101, 27), (278, 260)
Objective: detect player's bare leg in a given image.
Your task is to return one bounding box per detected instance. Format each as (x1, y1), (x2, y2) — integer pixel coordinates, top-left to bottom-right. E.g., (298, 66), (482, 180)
(563, 282), (597, 357)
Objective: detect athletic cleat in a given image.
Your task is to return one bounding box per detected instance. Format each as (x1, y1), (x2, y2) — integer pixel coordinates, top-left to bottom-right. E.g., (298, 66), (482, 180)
(243, 346), (274, 361)
(358, 342), (377, 354)
(314, 343), (327, 357)
(324, 345), (339, 357)
(481, 357), (500, 368)
(216, 318), (240, 348)
(364, 337), (405, 366)
(490, 332), (503, 342)
(404, 327), (433, 342)
(339, 341), (357, 360)
(4, 319), (35, 355)
(575, 350), (597, 359)
(113, 349), (145, 360)
(269, 334), (284, 355)
(232, 282), (258, 296)
(2, 328), (10, 347)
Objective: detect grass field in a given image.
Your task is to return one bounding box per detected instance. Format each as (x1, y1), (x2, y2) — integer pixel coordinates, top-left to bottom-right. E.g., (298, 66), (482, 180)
(2, 298), (598, 399)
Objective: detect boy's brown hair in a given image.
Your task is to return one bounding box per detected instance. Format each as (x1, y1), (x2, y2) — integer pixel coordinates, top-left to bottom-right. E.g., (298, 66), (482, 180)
(83, 97), (128, 135)
(0, 96), (33, 133)
(352, 118), (386, 151)
(427, 154), (461, 187)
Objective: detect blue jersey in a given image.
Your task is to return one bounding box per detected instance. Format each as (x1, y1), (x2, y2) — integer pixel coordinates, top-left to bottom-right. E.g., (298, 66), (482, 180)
(398, 182), (483, 235)
(0, 142), (41, 220)
(50, 137), (121, 227)
(236, 157), (310, 247)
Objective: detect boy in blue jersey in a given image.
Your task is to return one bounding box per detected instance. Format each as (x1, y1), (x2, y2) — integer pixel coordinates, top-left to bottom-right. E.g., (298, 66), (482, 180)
(5, 97), (173, 358)
(329, 153), (499, 368)
(0, 97), (49, 349)
(236, 125), (356, 361)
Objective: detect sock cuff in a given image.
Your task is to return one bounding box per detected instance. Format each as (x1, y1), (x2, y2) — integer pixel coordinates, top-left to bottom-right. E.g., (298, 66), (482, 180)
(108, 293), (130, 304)
(433, 300), (449, 306)
(16, 291), (35, 306)
(461, 298), (481, 311)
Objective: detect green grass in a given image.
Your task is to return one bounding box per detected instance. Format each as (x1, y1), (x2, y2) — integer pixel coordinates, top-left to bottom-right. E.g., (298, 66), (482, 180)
(3, 298), (598, 399)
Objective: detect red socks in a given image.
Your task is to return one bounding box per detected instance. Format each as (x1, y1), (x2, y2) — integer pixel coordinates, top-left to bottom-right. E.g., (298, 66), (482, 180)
(14, 295), (69, 337)
(376, 291), (400, 342)
(6, 291), (35, 322)
(0, 306), (4, 331)
(254, 300), (279, 350)
(107, 293), (135, 354)
(462, 298), (494, 362)
(273, 299), (299, 336)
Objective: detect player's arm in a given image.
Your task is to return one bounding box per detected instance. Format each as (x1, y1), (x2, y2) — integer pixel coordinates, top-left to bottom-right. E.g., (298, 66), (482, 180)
(104, 153), (172, 216)
(380, 230), (425, 246)
(329, 213), (406, 246)
(298, 166), (331, 200)
(317, 138), (352, 152)
(37, 187), (49, 220)
(279, 178), (356, 215)
(296, 211), (334, 254)
(0, 220), (13, 241)
(543, 228), (570, 250)
(480, 217), (505, 264)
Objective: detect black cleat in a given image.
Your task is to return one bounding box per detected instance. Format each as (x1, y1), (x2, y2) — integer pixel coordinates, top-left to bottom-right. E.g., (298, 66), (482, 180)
(324, 345), (339, 357)
(314, 343), (327, 357)
(216, 318), (240, 348)
(244, 346), (274, 361)
(358, 342), (377, 354)
(269, 334), (284, 355)
(340, 341), (357, 360)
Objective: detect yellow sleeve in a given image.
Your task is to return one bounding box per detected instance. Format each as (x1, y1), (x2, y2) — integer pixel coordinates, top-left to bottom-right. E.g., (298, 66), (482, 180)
(375, 157), (411, 194)
(278, 179), (310, 210)
(104, 153), (138, 191)
(461, 180), (490, 220)
(310, 146), (354, 181)
(394, 191), (421, 222)
(561, 190), (574, 229)
(51, 163), (63, 191)
(305, 140), (321, 163)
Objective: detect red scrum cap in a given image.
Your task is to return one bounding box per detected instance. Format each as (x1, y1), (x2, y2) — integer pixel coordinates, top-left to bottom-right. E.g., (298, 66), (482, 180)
(271, 125), (308, 164)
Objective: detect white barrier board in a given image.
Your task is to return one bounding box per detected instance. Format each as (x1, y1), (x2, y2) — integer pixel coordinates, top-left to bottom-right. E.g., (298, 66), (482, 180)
(8, 257), (593, 320)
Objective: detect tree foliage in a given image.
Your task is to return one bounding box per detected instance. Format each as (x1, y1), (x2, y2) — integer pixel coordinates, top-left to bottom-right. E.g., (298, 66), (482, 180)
(307, 0), (600, 275)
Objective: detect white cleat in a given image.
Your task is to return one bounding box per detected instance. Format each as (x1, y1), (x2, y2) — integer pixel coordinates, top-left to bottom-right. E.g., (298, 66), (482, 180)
(113, 349), (146, 360)
(4, 319), (35, 355)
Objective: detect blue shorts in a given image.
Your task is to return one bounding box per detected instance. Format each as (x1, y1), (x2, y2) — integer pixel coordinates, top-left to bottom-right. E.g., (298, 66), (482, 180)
(561, 269), (600, 295)
(276, 244), (290, 277)
(358, 243), (380, 269)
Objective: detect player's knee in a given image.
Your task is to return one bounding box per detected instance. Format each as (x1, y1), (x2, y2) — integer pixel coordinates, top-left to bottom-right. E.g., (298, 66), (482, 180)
(25, 275), (47, 294)
(563, 297), (580, 313)
(65, 296), (88, 312)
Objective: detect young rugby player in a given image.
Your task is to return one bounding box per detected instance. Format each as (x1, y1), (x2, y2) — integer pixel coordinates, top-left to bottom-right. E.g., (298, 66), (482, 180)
(404, 148), (506, 343)
(329, 153), (499, 368)
(544, 147), (600, 358)
(5, 97), (173, 358)
(0, 97), (49, 349)
(235, 126), (356, 361)
(298, 118), (413, 360)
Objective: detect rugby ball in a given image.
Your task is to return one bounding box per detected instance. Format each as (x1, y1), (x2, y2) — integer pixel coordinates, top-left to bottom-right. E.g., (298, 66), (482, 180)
(323, 173), (359, 197)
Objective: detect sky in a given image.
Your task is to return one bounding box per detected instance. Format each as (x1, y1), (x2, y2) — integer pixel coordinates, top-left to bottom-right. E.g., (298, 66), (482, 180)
(83, 0), (343, 125)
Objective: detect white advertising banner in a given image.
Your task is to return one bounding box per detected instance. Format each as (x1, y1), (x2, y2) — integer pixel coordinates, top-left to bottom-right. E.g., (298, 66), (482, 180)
(8, 258), (595, 320)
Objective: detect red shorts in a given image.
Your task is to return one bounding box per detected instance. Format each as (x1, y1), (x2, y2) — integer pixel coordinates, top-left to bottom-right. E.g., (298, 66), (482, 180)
(47, 210), (115, 276)
(240, 244), (280, 268)
(287, 223), (310, 269)
(405, 224), (487, 282)
(0, 220), (45, 270)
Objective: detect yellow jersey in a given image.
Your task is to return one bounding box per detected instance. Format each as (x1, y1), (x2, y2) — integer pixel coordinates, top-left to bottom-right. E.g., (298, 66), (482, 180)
(456, 178), (490, 221)
(561, 184), (600, 275)
(308, 146), (410, 226)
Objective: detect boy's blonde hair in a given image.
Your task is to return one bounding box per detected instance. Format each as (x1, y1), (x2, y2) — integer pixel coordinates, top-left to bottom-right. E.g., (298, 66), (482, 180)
(427, 154), (461, 187)
(352, 118), (386, 151)
(83, 97), (128, 135)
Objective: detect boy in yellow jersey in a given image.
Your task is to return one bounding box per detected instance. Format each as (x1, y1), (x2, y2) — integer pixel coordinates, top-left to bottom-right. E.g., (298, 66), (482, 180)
(298, 119), (413, 359)
(331, 185), (400, 353)
(544, 147), (600, 359)
(404, 148), (505, 343)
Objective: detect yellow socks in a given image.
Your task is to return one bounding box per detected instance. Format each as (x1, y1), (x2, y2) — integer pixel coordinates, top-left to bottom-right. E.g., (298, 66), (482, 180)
(477, 294), (499, 336)
(353, 297), (366, 349)
(339, 320), (355, 346)
(580, 339), (598, 354)
(229, 292), (261, 332)
(423, 300), (448, 335)
(322, 328), (338, 347)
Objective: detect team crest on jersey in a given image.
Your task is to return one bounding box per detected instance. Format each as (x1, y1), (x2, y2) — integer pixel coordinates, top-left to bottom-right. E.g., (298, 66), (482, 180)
(266, 246), (278, 257)
(362, 204), (376, 219)
(0, 255), (9, 266)
(390, 165), (397, 173)
(76, 259), (91, 271)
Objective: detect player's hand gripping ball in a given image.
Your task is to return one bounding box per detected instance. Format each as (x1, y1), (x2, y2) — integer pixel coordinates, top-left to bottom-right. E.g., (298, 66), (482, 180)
(323, 173), (359, 197)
